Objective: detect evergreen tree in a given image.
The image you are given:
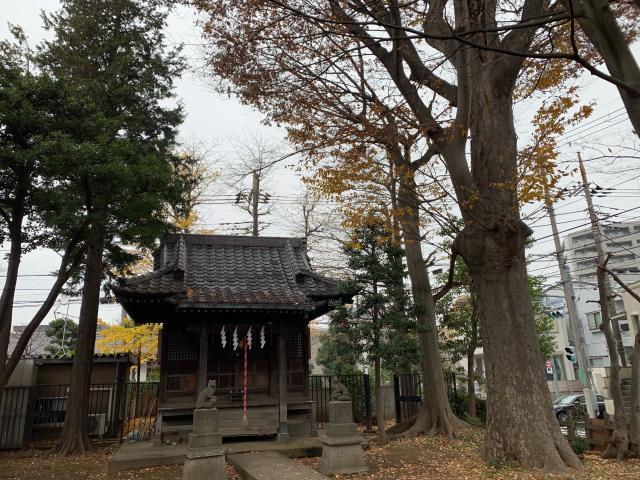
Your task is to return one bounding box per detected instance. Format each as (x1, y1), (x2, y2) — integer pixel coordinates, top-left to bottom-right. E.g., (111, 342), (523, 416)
(0, 30), (88, 388)
(317, 220), (417, 440)
(315, 305), (362, 377)
(36, 0), (185, 454)
(44, 318), (79, 356)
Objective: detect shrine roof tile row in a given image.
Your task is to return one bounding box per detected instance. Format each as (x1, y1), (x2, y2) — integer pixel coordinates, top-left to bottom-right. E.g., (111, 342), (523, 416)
(112, 234), (342, 311)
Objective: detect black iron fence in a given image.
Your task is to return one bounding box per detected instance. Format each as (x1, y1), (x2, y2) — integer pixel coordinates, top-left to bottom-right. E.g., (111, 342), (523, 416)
(393, 372), (458, 423)
(309, 374), (372, 429)
(1, 376), (374, 449)
(0, 382), (158, 449)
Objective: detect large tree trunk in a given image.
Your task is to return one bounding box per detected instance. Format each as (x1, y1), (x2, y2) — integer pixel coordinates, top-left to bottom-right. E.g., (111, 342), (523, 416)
(452, 79), (580, 472)
(390, 166), (466, 439)
(571, 0), (640, 137)
(52, 228), (104, 455)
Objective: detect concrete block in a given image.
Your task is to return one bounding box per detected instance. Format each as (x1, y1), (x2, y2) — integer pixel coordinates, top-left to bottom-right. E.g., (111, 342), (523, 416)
(328, 401), (352, 424)
(192, 408), (219, 434)
(321, 401), (368, 475)
(326, 423), (357, 437)
(188, 432), (223, 449)
(182, 450), (227, 480)
(321, 435), (365, 447)
(288, 421), (311, 437)
(319, 442), (368, 476)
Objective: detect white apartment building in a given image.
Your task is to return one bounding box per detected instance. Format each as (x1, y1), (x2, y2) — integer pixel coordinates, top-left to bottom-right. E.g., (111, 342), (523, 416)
(562, 221), (640, 285)
(544, 280), (635, 371)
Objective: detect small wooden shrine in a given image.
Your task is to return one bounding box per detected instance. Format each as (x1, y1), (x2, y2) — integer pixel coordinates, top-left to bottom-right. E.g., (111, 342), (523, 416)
(112, 234), (345, 444)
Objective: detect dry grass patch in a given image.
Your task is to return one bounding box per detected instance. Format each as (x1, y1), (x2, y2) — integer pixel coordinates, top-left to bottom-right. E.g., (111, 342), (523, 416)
(0, 446), (240, 480)
(299, 429), (640, 479)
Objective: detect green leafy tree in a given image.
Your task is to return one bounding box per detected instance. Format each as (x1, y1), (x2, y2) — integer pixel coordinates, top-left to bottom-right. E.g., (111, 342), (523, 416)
(317, 220), (417, 440)
(36, 0), (185, 454)
(436, 259), (480, 418)
(529, 275), (558, 361)
(0, 29), (87, 388)
(316, 306), (362, 377)
(44, 318), (79, 356)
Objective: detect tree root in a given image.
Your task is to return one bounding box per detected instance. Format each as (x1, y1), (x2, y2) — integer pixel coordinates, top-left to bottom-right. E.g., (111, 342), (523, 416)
(483, 416), (582, 475)
(385, 405), (469, 440)
(602, 428), (631, 460)
(51, 429), (93, 456)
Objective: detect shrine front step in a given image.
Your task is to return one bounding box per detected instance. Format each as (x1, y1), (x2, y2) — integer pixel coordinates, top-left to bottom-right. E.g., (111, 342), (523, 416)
(108, 438), (324, 473)
(228, 451), (327, 480)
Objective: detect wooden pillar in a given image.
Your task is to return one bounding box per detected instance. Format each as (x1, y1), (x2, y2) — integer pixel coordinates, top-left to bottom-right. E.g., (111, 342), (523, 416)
(277, 320), (289, 442)
(156, 323), (168, 446)
(303, 322), (310, 397)
(159, 324), (168, 402)
(198, 323), (208, 393)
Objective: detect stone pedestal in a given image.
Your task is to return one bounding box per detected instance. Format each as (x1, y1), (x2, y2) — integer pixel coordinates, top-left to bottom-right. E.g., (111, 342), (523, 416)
(319, 401), (368, 476)
(182, 408), (227, 480)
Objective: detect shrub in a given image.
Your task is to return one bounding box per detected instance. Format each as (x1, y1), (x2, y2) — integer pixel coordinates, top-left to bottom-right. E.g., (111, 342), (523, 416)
(449, 392), (486, 425)
(569, 436), (590, 456)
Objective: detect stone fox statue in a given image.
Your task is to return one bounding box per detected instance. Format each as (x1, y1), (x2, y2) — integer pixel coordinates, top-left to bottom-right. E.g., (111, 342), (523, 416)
(331, 376), (351, 401)
(196, 379), (218, 409)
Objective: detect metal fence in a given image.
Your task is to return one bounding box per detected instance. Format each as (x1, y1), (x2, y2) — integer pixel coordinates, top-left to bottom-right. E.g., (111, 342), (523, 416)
(309, 374), (372, 429)
(0, 382), (158, 449)
(1, 376), (373, 449)
(393, 372), (458, 423)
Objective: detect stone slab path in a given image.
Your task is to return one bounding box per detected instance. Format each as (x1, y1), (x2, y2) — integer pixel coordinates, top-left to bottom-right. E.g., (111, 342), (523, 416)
(228, 451), (328, 480)
(108, 437), (323, 473)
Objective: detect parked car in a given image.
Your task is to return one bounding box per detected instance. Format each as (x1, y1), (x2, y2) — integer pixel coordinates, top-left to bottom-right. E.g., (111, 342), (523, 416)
(553, 393), (605, 422)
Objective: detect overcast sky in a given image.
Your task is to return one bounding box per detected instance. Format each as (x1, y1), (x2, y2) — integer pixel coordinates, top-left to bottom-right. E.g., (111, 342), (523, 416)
(1, 1), (639, 326)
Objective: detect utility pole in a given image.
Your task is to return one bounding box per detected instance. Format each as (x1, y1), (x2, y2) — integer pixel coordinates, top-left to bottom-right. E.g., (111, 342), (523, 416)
(578, 154), (627, 367)
(551, 359), (560, 398)
(251, 170), (259, 237)
(546, 190), (596, 418)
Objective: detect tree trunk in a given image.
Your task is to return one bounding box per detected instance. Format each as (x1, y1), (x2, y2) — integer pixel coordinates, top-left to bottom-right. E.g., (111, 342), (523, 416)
(572, 0), (640, 137)
(466, 349), (477, 418)
(52, 228), (104, 455)
(461, 243), (578, 470)
(252, 171), (259, 237)
(0, 250), (82, 388)
(451, 80), (580, 472)
(466, 290), (479, 418)
(374, 356), (386, 441)
(600, 319), (630, 458)
(597, 265), (640, 456)
(0, 231), (23, 369)
(391, 166), (466, 439)
(594, 261), (630, 458)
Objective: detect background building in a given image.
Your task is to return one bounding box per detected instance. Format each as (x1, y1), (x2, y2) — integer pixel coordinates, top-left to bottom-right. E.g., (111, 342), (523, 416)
(562, 221), (640, 284)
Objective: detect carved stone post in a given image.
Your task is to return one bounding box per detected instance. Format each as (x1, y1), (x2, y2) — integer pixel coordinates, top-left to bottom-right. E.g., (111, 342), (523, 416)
(183, 381), (227, 480)
(318, 378), (368, 475)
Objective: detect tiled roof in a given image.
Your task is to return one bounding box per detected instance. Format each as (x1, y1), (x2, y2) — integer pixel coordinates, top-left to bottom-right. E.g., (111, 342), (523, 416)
(112, 234), (341, 310)
(32, 352), (136, 362)
(8, 325), (52, 357)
